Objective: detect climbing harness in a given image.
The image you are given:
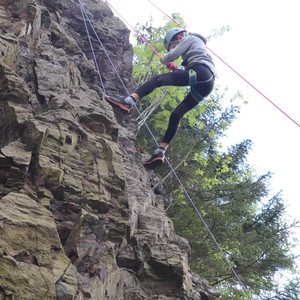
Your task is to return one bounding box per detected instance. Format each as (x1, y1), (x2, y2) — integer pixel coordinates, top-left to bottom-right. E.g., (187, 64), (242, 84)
(189, 69), (214, 86)
(188, 69), (197, 86)
(189, 69), (204, 102)
(188, 69), (214, 102)
(190, 87), (203, 103)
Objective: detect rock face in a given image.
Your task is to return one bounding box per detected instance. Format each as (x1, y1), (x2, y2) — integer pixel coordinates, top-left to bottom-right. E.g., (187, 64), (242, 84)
(0, 0), (219, 299)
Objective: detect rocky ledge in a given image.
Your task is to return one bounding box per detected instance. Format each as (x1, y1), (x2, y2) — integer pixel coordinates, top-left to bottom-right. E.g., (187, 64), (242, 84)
(0, 0), (219, 299)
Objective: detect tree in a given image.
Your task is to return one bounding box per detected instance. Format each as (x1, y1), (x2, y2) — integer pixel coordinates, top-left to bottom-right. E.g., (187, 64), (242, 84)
(262, 276), (300, 299)
(132, 16), (299, 299)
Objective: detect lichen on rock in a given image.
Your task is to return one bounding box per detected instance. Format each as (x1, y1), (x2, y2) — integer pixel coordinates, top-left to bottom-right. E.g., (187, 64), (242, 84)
(0, 0), (219, 299)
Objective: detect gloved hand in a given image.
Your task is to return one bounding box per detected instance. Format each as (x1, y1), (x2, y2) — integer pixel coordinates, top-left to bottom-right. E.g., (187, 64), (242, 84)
(166, 62), (178, 71)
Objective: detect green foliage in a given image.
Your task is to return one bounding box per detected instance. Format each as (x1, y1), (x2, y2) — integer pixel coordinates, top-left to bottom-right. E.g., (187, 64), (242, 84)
(260, 276), (300, 299)
(207, 25), (231, 41)
(131, 16), (298, 300)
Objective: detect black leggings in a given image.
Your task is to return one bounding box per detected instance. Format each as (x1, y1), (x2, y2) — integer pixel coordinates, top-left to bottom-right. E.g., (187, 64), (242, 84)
(135, 64), (215, 144)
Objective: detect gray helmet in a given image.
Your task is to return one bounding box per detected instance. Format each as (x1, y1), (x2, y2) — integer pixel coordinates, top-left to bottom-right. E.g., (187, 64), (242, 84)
(164, 28), (185, 50)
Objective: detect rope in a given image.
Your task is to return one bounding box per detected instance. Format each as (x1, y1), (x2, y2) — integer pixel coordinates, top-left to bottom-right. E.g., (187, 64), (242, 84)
(105, 1), (162, 58)
(79, 0), (106, 94)
(205, 48), (300, 128)
(80, 1), (252, 298)
(80, 5), (129, 95)
(79, 1), (155, 132)
(146, 0), (300, 129)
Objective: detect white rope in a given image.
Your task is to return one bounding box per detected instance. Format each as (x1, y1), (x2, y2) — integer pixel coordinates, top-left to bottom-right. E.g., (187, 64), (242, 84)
(77, 1), (252, 298)
(79, 0), (106, 94)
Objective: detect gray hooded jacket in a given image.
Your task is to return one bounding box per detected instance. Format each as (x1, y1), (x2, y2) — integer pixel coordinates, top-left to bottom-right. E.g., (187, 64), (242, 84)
(161, 33), (216, 75)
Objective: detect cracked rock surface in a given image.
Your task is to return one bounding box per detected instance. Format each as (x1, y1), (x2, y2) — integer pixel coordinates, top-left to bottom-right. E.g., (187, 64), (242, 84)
(0, 0), (219, 299)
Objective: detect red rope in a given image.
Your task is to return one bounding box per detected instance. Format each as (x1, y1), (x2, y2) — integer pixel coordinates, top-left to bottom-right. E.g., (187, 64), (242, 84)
(146, 0), (300, 128)
(105, 1), (162, 58)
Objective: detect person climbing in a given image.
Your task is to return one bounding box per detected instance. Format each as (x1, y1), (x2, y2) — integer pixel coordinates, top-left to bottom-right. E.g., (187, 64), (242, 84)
(105, 28), (216, 170)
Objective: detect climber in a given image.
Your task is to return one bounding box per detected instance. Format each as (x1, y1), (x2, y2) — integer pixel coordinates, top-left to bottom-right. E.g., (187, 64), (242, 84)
(105, 28), (216, 170)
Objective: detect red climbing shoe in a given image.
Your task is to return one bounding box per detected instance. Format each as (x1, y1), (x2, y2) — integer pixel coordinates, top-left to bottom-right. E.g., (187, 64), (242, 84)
(104, 95), (134, 113)
(143, 151), (165, 170)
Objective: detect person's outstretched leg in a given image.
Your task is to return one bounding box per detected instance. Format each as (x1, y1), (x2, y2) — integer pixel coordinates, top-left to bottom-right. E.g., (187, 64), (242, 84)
(143, 65), (215, 170)
(105, 70), (188, 113)
(143, 94), (198, 170)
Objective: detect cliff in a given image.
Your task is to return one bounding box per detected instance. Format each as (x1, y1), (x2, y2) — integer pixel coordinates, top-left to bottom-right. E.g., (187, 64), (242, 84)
(0, 0), (220, 299)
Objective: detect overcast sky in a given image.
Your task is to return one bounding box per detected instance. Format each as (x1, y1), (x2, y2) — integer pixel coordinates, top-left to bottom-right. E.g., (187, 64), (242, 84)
(107, 0), (300, 270)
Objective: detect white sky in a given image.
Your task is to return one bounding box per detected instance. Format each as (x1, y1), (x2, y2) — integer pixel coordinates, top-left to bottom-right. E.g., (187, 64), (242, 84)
(107, 0), (300, 270)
